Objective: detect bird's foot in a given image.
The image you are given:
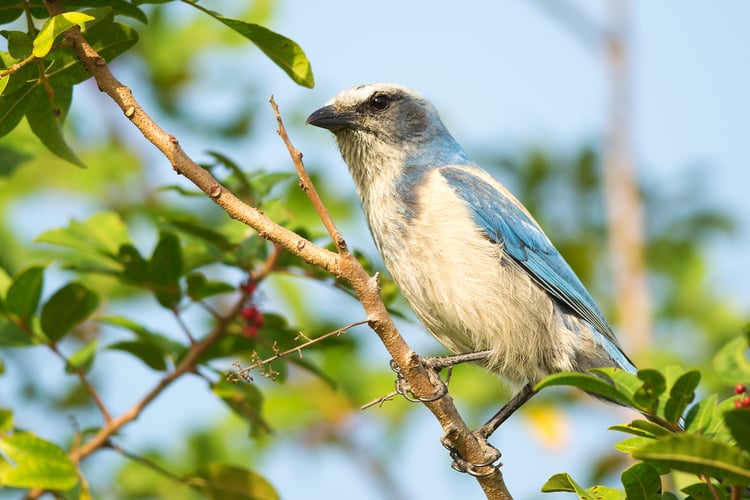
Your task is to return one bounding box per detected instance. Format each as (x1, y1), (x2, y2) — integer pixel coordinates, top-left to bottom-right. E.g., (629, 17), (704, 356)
(390, 358), (447, 402)
(440, 427), (502, 477)
(389, 350), (491, 403)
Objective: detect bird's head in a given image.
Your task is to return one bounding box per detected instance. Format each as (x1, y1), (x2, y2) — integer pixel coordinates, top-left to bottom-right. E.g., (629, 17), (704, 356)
(307, 83), (470, 188)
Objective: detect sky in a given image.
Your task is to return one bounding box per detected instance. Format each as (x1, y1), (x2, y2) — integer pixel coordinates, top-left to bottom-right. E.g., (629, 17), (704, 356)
(4, 1), (750, 499)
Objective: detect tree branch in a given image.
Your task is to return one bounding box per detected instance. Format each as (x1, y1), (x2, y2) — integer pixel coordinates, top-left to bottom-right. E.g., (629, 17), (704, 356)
(42, 2), (514, 497)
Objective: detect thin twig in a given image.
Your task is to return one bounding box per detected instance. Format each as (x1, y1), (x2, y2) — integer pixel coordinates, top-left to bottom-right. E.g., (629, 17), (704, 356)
(0, 53), (36, 78)
(109, 441), (186, 485)
(48, 343), (112, 423)
(270, 96), (348, 254)
(172, 307), (197, 345)
(361, 390), (399, 410)
(234, 319), (368, 380)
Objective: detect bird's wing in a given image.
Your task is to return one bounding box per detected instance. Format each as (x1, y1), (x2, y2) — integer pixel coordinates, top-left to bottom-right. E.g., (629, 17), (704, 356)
(440, 166), (621, 346)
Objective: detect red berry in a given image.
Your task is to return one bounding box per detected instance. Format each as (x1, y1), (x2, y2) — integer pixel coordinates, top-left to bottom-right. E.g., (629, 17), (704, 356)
(240, 281), (257, 294)
(736, 399), (744, 409)
(241, 306), (257, 320)
(735, 383), (747, 395)
(743, 395), (750, 407)
(253, 313), (264, 328)
(243, 325), (259, 338)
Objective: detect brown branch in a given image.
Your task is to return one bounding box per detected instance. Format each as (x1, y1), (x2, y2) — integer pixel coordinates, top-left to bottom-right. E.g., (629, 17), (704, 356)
(42, 2), (513, 498)
(270, 97), (347, 253)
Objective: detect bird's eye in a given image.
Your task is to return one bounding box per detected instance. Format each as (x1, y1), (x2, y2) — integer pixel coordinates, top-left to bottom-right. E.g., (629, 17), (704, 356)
(369, 93), (390, 111)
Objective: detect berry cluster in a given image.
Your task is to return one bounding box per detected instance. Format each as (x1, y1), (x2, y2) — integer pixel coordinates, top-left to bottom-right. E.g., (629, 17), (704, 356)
(734, 383), (750, 409)
(240, 280), (264, 339)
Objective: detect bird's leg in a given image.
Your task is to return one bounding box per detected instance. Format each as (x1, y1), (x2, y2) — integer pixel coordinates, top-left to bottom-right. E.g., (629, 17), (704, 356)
(441, 384), (536, 474)
(475, 383), (537, 439)
(390, 350), (491, 403)
(421, 350), (492, 370)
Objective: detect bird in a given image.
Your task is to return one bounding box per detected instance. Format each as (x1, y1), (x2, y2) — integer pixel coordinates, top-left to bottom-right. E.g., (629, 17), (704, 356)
(306, 83), (636, 447)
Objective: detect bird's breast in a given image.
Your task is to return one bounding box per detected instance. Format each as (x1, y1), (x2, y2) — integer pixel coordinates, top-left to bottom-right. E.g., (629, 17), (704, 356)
(365, 169), (579, 384)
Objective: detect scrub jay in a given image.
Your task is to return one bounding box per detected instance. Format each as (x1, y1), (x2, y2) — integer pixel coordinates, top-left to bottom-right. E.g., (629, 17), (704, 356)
(307, 83), (636, 444)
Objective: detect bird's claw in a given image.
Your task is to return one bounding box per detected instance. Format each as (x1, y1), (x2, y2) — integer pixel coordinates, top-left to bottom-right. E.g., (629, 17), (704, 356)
(440, 431), (502, 477)
(390, 359), (447, 402)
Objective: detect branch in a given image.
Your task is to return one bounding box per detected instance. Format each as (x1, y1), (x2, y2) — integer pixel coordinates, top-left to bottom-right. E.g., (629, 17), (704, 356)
(48, 343), (112, 423)
(43, 3), (513, 498)
(232, 319), (368, 382)
(270, 97), (348, 253)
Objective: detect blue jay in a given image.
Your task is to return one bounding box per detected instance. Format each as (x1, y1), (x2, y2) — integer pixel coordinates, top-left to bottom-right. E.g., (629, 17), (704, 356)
(307, 83), (636, 440)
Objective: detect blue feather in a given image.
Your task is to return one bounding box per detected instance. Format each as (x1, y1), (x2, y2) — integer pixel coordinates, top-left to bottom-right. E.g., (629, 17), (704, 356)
(439, 166), (633, 370)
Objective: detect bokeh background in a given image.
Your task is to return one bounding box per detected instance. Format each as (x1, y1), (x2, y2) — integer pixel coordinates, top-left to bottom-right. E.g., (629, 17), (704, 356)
(1, 1), (749, 499)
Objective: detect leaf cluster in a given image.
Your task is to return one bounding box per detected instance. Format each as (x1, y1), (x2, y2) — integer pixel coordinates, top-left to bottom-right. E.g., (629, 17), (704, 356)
(0, 0), (313, 167)
(538, 329), (750, 499)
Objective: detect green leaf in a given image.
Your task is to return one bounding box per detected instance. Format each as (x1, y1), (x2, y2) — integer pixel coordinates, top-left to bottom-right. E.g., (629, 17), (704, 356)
(40, 283), (99, 342)
(148, 232), (183, 308)
(25, 84), (84, 167)
(534, 370), (635, 406)
(212, 378), (270, 438)
(0, 2), (23, 24)
(99, 315), (184, 361)
(0, 320), (36, 346)
(186, 273), (236, 300)
(33, 12), (95, 57)
(610, 419), (671, 439)
(713, 336), (750, 384)
(541, 473), (598, 498)
(0, 266), (10, 301)
(118, 244), (149, 284)
(615, 436), (654, 454)
(36, 212), (131, 258)
(541, 472), (578, 493)
(65, 340), (98, 374)
(186, 463), (279, 500)
(634, 369), (667, 411)
(621, 463), (662, 500)
(0, 408), (12, 433)
(664, 370), (700, 423)
(723, 409), (750, 452)
(681, 482), (730, 500)
(6, 266), (44, 322)
(5, 31), (32, 59)
(684, 394), (718, 434)
(632, 434), (750, 485)
(107, 341), (168, 371)
(0, 431), (78, 490)
(187, 3), (314, 88)
(166, 218), (234, 252)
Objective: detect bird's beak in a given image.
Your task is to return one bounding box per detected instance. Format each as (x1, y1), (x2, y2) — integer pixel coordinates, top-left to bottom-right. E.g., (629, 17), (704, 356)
(306, 105), (359, 131)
